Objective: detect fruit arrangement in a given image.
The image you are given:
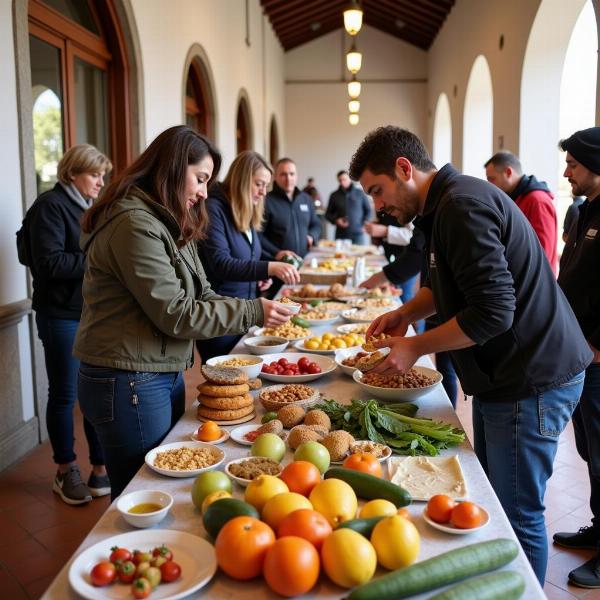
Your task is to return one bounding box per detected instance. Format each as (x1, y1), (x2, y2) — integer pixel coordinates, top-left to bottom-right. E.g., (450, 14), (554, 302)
(89, 544), (181, 597)
(303, 332), (366, 351)
(426, 495), (487, 529)
(261, 357), (322, 375)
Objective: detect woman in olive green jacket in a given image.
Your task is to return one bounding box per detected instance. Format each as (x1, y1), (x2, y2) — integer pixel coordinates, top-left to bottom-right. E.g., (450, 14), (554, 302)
(74, 126), (293, 498)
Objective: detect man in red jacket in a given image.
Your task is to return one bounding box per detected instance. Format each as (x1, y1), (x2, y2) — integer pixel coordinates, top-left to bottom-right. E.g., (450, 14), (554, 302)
(485, 151), (558, 274)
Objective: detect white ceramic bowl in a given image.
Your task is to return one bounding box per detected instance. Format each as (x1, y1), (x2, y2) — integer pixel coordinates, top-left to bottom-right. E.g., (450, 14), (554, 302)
(244, 336), (289, 355)
(144, 441), (225, 478)
(116, 490), (173, 528)
(206, 354), (263, 379)
(276, 300), (302, 314)
(225, 456), (283, 487)
(259, 352), (337, 383)
(334, 347), (369, 376)
(352, 366), (443, 402)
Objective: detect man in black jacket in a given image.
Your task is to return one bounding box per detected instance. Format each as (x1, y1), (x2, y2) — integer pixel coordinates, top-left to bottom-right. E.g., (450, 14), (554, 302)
(259, 158), (321, 259)
(349, 126), (591, 585)
(552, 127), (600, 588)
(325, 170), (372, 243)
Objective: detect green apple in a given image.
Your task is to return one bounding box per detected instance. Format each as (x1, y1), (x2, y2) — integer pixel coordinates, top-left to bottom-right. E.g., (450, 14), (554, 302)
(251, 433), (286, 461)
(294, 441), (330, 473)
(191, 470), (232, 510)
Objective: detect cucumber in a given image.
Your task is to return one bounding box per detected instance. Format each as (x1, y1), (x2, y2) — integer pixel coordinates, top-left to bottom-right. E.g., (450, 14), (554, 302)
(427, 571), (525, 600)
(291, 316), (310, 328)
(324, 467), (411, 507)
(346, 538), (519, 600)
(202, 498), (259, 539)
(309, 299), (323, 307)
(337, 516), (385, 537)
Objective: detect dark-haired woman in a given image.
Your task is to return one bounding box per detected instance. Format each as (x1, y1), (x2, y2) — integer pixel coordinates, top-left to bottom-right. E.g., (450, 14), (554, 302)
(74, 126), (293, 498)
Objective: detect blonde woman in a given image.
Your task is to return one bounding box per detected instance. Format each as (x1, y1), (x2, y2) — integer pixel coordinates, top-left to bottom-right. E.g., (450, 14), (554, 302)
(197, 150), (300, 360)
(26, 144), (112, 504)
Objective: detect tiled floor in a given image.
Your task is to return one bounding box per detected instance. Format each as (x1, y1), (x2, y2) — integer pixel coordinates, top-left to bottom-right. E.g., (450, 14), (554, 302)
(1, 370), (599, 598)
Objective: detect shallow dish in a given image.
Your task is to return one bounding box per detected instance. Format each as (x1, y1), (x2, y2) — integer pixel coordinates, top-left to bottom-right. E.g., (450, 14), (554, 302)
(293, 338), (342, 355)
(259, 352), (337, 383)
(253, 326), (312, 341)
(331, 441), (392, 465)
(230, 424), (262, 446)
(188, 427), (230, 444)
(206, 354), (263, 379)
(225, 456), (283, 487)
(334, 346), (369, 376)
(422, 505), (490, 535)
(116, 490), (173, 529)
(258, 383), (321, 411)
(145, 441), (225, 478)
(297, 314), (341, 326)
(244, 336), (289, 355)
(68, 529), (216, 600)
(352, 367), (443, 402)
(337, 323), (369, 335)
(342, 307), (392, 323)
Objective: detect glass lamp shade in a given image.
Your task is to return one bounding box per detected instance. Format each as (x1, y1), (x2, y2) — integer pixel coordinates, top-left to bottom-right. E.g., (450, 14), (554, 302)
(348, 100), (360, 113)
(346, 49), (362, 74)
(348, 79), (361, 99)
(343, 7), (363, 35)
(349, 113), (359, 125)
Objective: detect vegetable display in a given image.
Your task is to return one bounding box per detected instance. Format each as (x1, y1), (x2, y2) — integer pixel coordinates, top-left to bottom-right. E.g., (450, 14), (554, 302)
(317, 398), (465, 456)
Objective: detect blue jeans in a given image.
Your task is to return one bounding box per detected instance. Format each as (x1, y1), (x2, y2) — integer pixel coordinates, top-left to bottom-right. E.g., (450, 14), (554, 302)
(36, 313), (104, 466)
(78, 364), (185, 499)
(473, 373), (584, 585)
(436, 351), (458, 408)
(572, 363), (600, 528)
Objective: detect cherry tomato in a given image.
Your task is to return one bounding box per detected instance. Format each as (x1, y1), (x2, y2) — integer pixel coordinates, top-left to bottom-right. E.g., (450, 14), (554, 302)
(132, 550), (152, 566)
(270, 361), (278, 368)
(308, 363), (321, 374)
(144, 566), (161, 589)
(109, 546), (132, 564)
(276, 365), (285, 374)
(298, 357), (310, 370)
(131, 577), (152, 599)
(152, 545), (173, 561)
(278, 358), (289, 367)
(117, 560), (136, 584)
(283, 369), (295, 376)
(90, 561), (117, 587)
(160, 560), (182, 583)
(261, 364), (268, 372)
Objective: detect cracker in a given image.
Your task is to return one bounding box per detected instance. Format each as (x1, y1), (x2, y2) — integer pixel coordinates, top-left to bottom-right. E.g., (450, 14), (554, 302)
(247, 378), (262, 391)
(201, 364), (248, 385)
(356, 350), (386, 372)
(197, 403), (254, 421)
(198, 393), (254, 410)
(197, 383), (250, 397)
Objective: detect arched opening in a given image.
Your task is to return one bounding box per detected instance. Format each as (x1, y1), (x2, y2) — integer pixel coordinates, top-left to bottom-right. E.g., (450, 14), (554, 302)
(462, 55), (493, 178)
(28, 0), (135, 189)
(236, 93), (253, 154)
(432, 93), (452, 168)
(269, 115), (279, 166)
(185, 56), (216, 140)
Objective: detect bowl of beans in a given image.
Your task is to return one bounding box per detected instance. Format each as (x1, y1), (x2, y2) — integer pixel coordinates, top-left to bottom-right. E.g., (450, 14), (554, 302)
(207, 354), (264, 379)
(144, 441), (225, 478)
(258, 383), (321, 411)
(352, 366), (443, 401)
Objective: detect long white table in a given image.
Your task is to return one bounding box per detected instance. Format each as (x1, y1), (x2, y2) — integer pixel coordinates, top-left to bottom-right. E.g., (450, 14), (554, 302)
(42, 280), (546, 599)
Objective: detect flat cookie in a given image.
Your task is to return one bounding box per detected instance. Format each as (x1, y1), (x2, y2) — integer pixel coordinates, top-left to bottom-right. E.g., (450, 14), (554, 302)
(197, 383), (250, 397)
(356, 350), (386, 372)
(198, 392), (254, 410)
(247, 378), (262, 391)
(197, 403), (254, 421)
(201, 364), (248, 385)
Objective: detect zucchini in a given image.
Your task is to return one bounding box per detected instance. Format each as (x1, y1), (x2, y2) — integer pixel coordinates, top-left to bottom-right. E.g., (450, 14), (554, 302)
(337, 516), (385, 537)
(309, 299), (323, 307)
(324, 467), (411, 507)
(291, 315), (310, 328)
(346, 538), (519, 600)
(428, 571), (525, 600)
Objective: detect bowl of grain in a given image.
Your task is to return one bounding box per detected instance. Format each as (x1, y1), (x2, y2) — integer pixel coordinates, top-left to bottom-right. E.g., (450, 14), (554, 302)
(258, 383), (321, 412)
(225, 456), (283, 487)
(353, 366), (442, 401)
(206, 354), (264, 379)
(144, 441), (225, 478)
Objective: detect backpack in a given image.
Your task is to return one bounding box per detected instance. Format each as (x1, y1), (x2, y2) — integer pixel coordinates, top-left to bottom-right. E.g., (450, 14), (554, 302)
(16, 213), (32, 267)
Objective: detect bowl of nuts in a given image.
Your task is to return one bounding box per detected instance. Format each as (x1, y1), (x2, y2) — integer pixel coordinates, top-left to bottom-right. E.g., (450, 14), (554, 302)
(258, 383), (321, 411)
(207, 354), (264, 379)
(144, 441), (225, 478)
(225, 456), (283, 487)
(352, 366), (443, 401)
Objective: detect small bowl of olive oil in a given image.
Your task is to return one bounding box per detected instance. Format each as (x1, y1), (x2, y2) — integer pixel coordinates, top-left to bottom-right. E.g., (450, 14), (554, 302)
(116, 490), (173, 528)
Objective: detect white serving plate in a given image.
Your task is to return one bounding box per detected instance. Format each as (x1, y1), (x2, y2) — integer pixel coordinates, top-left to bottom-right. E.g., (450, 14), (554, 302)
(352, 367), (443, 401)
(337, 323), (369, 335)
(293, 338), (337, 355)
(206, 354), (263, 379)
(296, 314), (341, 326)
(144, 441), (225, 478)
(225, 456), (283, 487)
(68, 529), (216, 599)
(230, 424), (262, 446)
(342, 307), (393, 323)
(188, 427), (230, 444)
(253, 327), (312, 341)
(259, 352), (337, 382)
(422, 505), (490, 535)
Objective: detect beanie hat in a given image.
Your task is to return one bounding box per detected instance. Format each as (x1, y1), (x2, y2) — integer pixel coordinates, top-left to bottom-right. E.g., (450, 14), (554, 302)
(561, 127), (600, 175)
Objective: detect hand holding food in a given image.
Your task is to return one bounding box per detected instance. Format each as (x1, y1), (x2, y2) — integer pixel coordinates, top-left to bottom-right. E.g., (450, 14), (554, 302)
(367, 336), (420, 375)
(260, 298), (293, 328)
(366, 306), (409, 338)
(268, 261), (301, 285)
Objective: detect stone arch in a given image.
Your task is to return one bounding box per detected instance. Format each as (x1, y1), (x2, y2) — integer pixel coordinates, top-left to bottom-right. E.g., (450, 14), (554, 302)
(433, 93), (452, 167)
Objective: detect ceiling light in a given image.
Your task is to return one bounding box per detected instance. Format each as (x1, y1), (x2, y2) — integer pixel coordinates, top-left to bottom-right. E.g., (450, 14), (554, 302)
(349, 100), (360, 113)
(348, 77), (361, 99)
(343, 1), (363, 36)
(346, 41), (362, 74)
(349, 113), (359, 125)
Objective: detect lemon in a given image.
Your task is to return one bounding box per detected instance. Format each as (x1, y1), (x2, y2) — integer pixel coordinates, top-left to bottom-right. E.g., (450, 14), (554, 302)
(332, 339), (347, 348)
(322, 333), (334, 340)
(371, 515), (421, 570)
(306, 340), (319, 349)
(360, 499), (398, 519)
(201, 490), (232, 513)
(343, 335), (355, 346)
(261, 492), (312, 529)
(309, 337), (321, 345)
(321, 529), (377, 588)
(245, 474), (289, 513)
(309, 479), (357, 527)
(318, 343), (330, 350)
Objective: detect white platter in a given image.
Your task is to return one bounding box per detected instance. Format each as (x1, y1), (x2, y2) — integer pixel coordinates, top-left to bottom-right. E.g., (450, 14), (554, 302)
(337, 323), (369, 335)
(68, 529), (216, 599)
(188, 427), (230, 444)
(353, 367), (443, 402)
(230, 424), (262, 446)
(422, 506), (490, 535)
(144, 441), (225, 478)
(259, 352), (337, 383)
(296, 314), (341, 326)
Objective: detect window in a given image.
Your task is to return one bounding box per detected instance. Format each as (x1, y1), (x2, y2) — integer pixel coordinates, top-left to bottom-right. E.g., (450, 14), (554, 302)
(236, 95), (253, 154)
(185, 58), (215, 138)
(269, 116), (279, 166)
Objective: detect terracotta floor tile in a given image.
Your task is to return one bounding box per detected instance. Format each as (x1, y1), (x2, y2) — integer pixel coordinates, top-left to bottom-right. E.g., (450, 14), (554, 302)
(0, 537), (48, 563)
(547, 550), (596, 597)
(545, 581), (580, 599)
(24, 573), (56, 600)
(0, 487), (39, 512)
(0, 565), (28, 600)
(582, 589), (600, 599)
(0, 514), (30, 547)
(6, 500), (78, 534)
(33, 520), (95, 550)
(2, 549), (65, 586)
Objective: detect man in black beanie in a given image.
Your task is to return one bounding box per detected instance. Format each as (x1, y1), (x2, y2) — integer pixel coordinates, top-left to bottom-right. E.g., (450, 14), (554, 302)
(554, 126), (600, 588)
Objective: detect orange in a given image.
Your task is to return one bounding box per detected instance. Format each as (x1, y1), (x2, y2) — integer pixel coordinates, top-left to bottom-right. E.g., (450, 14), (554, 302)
(450, 501), (485, 529)
(426, 494), (456, 524)
(261, 492), (312, 530)
(342, 452), (382, 478)
(214, 516), (275, 580)
(263, 536), (320, 597)
(277, 508), (332, 551)
(197, 420), (221, 441)
(279, 461), (322, 497)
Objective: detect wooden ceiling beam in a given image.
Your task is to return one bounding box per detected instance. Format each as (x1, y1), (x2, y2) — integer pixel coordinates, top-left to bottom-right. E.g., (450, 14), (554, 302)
(372, 0), (445, 25)
(267, 0), (344, 22)
(283, 21), (343, 51)
(273, 6), (343, 36)
(278, 16), (342, 42)
(365, 16), (429, 49)
(366, 7), (437, 37)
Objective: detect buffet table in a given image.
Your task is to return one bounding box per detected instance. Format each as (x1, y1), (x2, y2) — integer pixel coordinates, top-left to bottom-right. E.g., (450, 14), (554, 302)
(42, 259), (546, 599)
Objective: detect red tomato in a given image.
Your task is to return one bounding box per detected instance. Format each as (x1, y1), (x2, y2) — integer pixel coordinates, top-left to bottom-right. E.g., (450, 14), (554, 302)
(109, 546), (132, 564)
(283, 369), (295, 376)
(117, 560), (136, 584)
(307, 363), (321, 374)
(90, 561), (117, 587)
(278, 358), (289, 367)
(131, 577), (152, 599)
(152, 545), (173, 561)
(270, 361), (278, 368)
(298, 357), (310, 370)
(160, 560), (182, 583)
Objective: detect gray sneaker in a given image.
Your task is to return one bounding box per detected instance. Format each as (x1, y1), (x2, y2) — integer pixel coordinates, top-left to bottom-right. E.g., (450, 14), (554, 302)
(88, 472), (111, 497)
(53, 466), (92, 505)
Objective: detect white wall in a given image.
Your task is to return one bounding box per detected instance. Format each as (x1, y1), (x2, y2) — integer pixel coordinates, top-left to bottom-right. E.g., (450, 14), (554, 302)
(130, 0), (285, 171)
(284, 25), (428, 204)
